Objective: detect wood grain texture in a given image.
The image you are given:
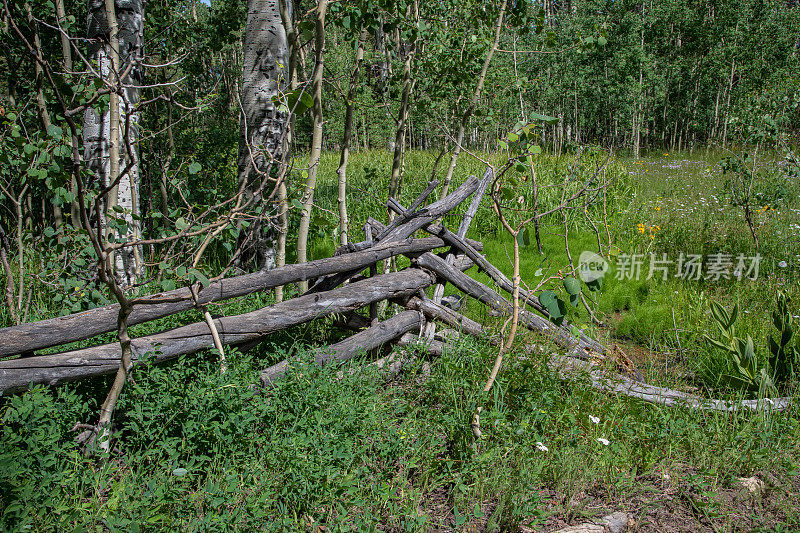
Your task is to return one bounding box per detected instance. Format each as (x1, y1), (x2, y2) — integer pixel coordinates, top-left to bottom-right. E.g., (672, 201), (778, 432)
(549, 355), (791, 412)
(0, 269), (434, 394)
(0, 238), (444, 357)
(260, 309), (424, 385)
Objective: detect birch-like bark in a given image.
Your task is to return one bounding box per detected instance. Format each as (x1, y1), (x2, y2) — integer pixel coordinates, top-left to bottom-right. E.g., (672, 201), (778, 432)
(335, 30), (367, 247)
(296, 0), (327, 292)
(82, 0), (144, 287)
(387, 2), (418, 215)
(275, 0), (296, 302)
(91, 0), (139, 453)
(238, 0), (290, 270)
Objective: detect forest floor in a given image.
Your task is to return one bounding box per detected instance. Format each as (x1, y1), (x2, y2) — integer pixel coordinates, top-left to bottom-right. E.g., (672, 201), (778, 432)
(2, 148), (799, 531)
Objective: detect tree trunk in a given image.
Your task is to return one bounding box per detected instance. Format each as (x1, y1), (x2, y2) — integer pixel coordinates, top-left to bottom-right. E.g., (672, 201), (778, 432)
(296, 0), (328, 292)
(237, 0), (291, 269)
(82, 0), (144, 286)
(387, 5), (417, 219)
(336, 30), (366, 248)
(275, 0), (296, 302)
(0, 269), (435, 395)
(0, 236), (447, 357)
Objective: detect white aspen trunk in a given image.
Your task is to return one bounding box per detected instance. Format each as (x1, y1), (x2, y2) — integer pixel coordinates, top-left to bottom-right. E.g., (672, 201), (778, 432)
(440, 0), (507, 199)
(336, 30), (367, 248)
(238, 0), (290, 270)
(296, 0), (327, 293)
(82, 0), (144, 287)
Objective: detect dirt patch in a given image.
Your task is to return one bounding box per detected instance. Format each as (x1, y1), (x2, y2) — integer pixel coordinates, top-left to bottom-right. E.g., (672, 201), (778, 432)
(413, 466), (799, 532)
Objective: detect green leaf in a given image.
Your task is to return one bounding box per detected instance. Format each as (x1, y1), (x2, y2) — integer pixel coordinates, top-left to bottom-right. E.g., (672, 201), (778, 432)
(529, 112), (558, 125)
(291, 199), (304, 210)
(46, 124), (63, 139)
(189, 268), (210, 288)
(598, 35), (607, 46)
(538, 290), (566, 324)
(563, 277), (581, 296)
(710, 301), (731, 331)
(569, 293), (580, 308)
(586, 277), (603, 292)
(728, 303), (738, 329)
(516, 227), (531, 247)
(188, 162), (202, 174)
(275, 88), (314, 115)
(172, 468), (188, 477)
(704, 334), (732, 353)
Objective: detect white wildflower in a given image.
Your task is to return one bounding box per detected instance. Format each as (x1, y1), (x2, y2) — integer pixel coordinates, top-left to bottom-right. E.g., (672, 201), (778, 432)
(778, 261), (788, 268)
(535, 441), (548, 452)
(597, 437), (610, 446)
(589, 415), (600, 425)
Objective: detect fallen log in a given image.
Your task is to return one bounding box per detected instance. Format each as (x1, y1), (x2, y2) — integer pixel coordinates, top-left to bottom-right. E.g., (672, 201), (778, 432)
(366, 217), (484, 251)
(328, 175), (480, 258)
(553, 512), (630, 533)
(386, 199), (604, 354)
(414, 252), (604, 357)
(0, 237), (445, 358)
(0, 269), (435, 395)
(392, 328), (792, 413)
(548, 355), (792, 412)
(375, 179), (441, 241)
(405, 297), (487, 340)
(310, 177), (481, 294)
(425, 168), (493, 340)
(260, 309), (424, 386)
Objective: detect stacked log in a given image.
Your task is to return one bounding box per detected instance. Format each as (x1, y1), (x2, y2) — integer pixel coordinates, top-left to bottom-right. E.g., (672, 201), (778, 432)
(0, 169), (790, 412)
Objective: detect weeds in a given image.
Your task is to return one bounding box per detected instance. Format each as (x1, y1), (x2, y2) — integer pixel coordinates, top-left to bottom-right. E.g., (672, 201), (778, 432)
(2, 148), (800, 530)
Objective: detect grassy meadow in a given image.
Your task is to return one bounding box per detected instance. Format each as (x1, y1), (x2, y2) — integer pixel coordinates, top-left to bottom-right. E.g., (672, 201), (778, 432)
(2, 148), (800, 531)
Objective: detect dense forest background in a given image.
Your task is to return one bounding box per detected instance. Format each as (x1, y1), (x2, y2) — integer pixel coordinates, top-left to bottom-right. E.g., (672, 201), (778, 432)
(2, 0), (799, 248)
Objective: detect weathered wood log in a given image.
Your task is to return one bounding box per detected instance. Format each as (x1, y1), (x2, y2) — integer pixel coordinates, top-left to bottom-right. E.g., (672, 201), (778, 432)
(311, 178), (481, 294)
(0, 269), (435, 395)
(549, 355), (792, 412)
(392, 327), (792, 414)
(260, 309), (424, 386)
(329, 175), (481, 258)
(414, 252), (604, 357)
(405, 297), (488, 340)
(397, 332), (445, 356)
(387, 197), (590, 341)
(424, 168), (493, 340)
(366, 217), (484, 251)
(0, 238), (445, 358)
(376, 179), (440, 241)
(553, 512), (630, 533)
(388, 197), (548, 315)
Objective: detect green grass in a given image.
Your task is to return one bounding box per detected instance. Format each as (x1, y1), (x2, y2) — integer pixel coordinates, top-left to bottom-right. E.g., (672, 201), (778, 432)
(2, 147), (800, 530)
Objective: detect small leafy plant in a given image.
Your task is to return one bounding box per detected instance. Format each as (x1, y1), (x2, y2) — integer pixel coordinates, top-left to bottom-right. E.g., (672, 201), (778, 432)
(704, 292), (800, 396)
(768, 291), (799, 386)
(703, 300), (775, 395)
